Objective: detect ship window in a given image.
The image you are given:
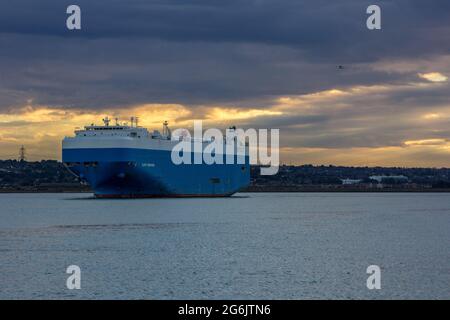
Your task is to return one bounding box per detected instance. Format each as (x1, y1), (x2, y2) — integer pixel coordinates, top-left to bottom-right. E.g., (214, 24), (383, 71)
(83, 162), (99, 167)
(241, 166), (246, 172)
(210, 178), (221, 184)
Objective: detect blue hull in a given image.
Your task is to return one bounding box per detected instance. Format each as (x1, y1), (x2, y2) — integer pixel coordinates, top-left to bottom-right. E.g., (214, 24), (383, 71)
(62, 148), (250, 198)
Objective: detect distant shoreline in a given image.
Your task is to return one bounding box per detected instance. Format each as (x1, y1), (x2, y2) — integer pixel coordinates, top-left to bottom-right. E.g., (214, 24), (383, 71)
(3, 161), (450, 194)
(243, 189), (450, 193)
(243, 186), (450, 192)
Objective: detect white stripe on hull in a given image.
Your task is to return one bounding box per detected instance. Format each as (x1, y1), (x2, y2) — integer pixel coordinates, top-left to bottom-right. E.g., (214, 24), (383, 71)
(63, 137), (247, 154)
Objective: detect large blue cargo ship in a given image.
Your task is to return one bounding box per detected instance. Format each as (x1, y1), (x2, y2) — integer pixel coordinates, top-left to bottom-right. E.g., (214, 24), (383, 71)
(62, 118), (250, 198)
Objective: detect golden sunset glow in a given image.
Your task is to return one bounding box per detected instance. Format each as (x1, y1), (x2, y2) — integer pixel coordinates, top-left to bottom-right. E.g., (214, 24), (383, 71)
(1, 78), (450, 166)
(0, 103), (286, 160)
(422, 113), (442, 120)
(274, 83), (435, 112)
(404, 139), (447, 146)
(206, 107), (283, 121)
(277, 89), (350, 108)
(281, 144), (450, 168)
(418, 72), (448, 83)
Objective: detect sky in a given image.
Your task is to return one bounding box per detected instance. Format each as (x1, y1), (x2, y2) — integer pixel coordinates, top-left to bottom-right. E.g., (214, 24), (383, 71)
(0, 0), (449, 166)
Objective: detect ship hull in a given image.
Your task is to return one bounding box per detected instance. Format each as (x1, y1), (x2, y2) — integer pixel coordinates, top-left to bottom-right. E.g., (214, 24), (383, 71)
(62, 147), (250, 198)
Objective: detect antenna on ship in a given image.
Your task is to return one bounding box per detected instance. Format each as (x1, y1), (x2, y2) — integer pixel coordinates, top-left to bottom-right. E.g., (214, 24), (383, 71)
(102, 117), (110, 126)
(162, 121), (171, 139)
(135, 116), (139, 127)
(130, 117), (135, 127)
(115, 117), (119, 126)
(19, 145), (26, 162)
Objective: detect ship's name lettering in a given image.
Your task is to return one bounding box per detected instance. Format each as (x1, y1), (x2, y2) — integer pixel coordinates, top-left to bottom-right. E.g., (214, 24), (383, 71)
(142, 163), (155, 167)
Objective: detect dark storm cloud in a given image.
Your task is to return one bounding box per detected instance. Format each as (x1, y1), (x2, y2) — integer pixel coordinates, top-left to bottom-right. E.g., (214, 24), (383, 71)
(0, 0), (449, 110)
(2, 1), (449, 55)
